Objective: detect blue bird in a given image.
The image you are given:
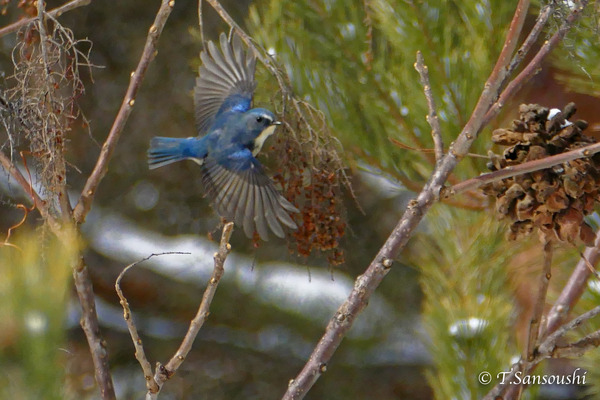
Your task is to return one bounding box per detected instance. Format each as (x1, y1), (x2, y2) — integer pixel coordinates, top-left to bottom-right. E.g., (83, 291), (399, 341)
(148, 33), (298, 240)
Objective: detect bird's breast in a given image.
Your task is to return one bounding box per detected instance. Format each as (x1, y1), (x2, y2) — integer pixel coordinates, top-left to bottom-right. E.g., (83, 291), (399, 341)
(252, 125), (277, 156)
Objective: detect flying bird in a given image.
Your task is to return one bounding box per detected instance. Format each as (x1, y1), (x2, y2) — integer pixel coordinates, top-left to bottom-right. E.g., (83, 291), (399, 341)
(148, 33), (298, 240)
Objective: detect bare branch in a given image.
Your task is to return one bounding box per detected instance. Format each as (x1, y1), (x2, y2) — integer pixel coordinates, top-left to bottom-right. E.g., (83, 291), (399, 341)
(149, 223), (234, 399)
(72, 0), (175, 224)
(545, 231), (600, 334)
(0, 0), (92, 38)
(445, 140), (600, 197)
(0, 151), (61, 234)
(480, 3), (553, 134)
(115, 252), (191, 395)
(74, 257), (116, 400)
(197, 0), (205, 45)
(414, 51), (443, 162)
(483, 1), (584, 125)
(526, 241), (552, 360)
(483, 304), (600, 399)
(538, 305), (600, 356)
(168, 222), (233, 369)
(551, 329), (600, 358)
(505, 4), (553, 81)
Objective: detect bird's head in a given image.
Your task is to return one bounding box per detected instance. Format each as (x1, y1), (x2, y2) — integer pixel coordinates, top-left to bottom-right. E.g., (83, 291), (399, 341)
(244, 108), (282, 156)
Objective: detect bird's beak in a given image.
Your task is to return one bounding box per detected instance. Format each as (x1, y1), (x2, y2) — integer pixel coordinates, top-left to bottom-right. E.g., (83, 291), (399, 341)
(273, 121), (282, 126)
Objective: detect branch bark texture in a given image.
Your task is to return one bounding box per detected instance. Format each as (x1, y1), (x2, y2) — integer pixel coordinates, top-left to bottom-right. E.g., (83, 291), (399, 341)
(150, 223), (233, 399)
(74, 257), (116, 400)
(545, 230), (600, 334)
(72, 0), (175, 224)
(0, 0), (91, 38)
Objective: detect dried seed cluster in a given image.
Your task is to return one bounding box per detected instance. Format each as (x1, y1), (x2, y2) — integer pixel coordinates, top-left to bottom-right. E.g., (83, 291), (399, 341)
(482, 103), (599, 246)
(272, 129), (346, 266)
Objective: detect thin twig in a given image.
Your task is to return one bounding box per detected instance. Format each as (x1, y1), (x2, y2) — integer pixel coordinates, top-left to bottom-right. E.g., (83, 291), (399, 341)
(538, 304), (600, 356)
(0, 151), (61, 234)
(480, 3), (553, 132)
(505, 4), (553, 81)
(414, 51), (443, 162)
(483, 304), (600, 400)
(482, 1), (585, 126)
(115, 252), (191, 394)
(149, 222), (234, 399)
(545, 230), (600, 334)
(0, 0), (91, 38)
(445, 140), (600, 197)
(198, 0), (205, 45)
(526, 241), (552, 360)
(489, 239), (600, 400)
(72, 0), (175, 224)
(551, 329), (600, 358)
(37, 1), (50, 75)
(74, 257), (116, 400)
(407, 3), (465, 127)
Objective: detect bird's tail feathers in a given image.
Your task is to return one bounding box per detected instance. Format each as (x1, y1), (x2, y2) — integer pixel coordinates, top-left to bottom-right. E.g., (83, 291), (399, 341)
(148, 137), (204, 170)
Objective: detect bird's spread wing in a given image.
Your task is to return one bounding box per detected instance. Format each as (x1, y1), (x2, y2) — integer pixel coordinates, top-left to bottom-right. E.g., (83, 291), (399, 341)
(201, 149), (298, 240)
(194, 33), (257, 135)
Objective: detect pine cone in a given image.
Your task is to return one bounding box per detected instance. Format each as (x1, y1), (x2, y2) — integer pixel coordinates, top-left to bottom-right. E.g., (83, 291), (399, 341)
(482, 103), (599, 246)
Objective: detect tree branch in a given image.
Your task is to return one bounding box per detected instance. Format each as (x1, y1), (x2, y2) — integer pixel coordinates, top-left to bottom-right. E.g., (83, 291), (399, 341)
(482, 1), (584, 126)
(74, 257), (116, 400)
(0, 0), (91, 38)
(116, 223), (234, 400)
(115, 252), (192, 395)
(526, 241), (552, 360)
(445, 140), (600, 198)
(162, 222), (233, 372)
(483, 304), (600, 399)
(545, 230), (600, 334)
(414, 51), (443, 163)
(0, 151), (61, 234)
(551, 329), (600, 358)
(72, 0), (175, 224)
(538, 304), (600, 356)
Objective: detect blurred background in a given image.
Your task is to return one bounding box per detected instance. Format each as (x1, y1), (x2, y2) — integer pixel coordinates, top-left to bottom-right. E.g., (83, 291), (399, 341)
(1, 0), (600, 399)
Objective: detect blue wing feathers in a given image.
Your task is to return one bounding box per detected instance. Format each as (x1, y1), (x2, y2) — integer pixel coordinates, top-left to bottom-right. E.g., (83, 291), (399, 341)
(217, 94), (252, 116)
(194, 33), (256, 134)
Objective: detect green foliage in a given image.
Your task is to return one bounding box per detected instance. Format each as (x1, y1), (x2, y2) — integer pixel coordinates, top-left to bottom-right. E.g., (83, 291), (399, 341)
(408, 207), (518, 399)
(0, 229), (77, 400)
(248, 0), (517, 181)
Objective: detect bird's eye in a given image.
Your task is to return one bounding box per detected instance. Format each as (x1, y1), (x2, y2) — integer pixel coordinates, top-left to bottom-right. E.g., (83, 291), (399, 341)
(256, 116), (263, 123)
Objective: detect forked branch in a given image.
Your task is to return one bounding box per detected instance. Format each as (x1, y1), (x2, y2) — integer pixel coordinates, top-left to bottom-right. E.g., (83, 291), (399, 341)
(116, 223), (233, 400)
